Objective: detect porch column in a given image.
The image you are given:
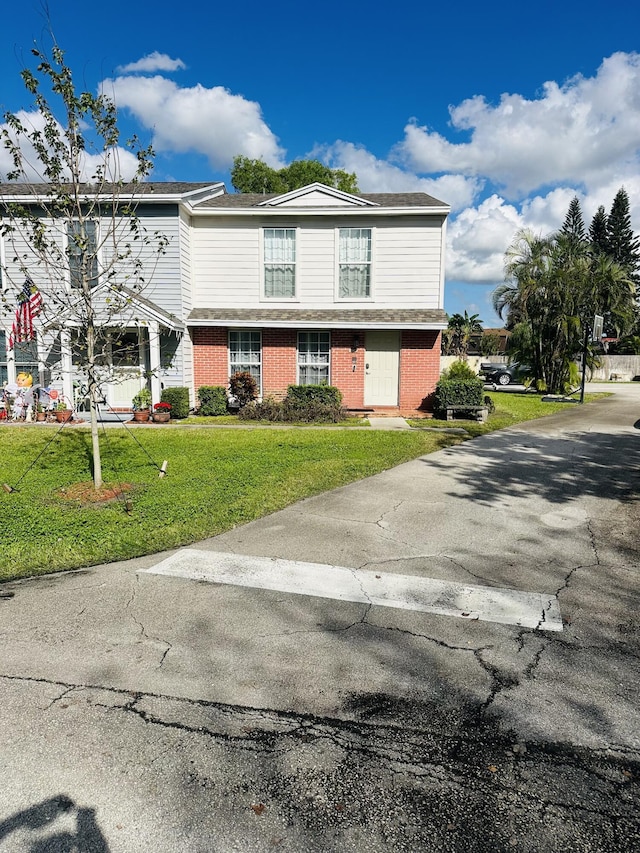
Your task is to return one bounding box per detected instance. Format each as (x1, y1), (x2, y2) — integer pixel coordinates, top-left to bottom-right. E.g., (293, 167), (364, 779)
(148, 322), (162, 405)
(6, 345), (16, 385)
(60, 328), (73, 406)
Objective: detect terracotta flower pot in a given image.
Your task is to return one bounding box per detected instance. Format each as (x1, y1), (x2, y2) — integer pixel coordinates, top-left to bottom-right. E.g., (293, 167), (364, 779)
(132, 410), (150, 423)
(36, 412), (47, 422)
(55, 409), (73, 423)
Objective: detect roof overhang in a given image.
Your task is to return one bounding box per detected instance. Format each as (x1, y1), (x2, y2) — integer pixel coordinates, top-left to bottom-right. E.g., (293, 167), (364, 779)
(187, 309), (447, 331)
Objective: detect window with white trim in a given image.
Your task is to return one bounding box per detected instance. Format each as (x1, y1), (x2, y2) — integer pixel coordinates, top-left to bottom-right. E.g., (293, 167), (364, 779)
(229, 330), (261, 388)
(68, 220), (99, 289)
(0, 332), (39, 385)
(264, 228), (296, 298)
(298, 331), (330, 385)
(339, 228), (371, 298)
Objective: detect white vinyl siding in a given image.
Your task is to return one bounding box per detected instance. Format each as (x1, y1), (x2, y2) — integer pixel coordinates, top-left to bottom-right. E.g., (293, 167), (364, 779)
(339, 228), (371, 298)
(190, 215), (445, 310)
(264, 228), (296, 298)
(229, 330), (261, 389)
(298, 331), (330, 385)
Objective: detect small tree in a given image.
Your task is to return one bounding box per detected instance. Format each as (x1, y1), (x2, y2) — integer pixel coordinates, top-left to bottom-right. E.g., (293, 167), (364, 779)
(1, 42), (168, 489)
(231, 156), (358, 194)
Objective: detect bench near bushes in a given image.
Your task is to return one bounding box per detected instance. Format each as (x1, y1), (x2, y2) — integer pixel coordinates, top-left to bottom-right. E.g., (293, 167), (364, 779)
(435, 361), (487, 421)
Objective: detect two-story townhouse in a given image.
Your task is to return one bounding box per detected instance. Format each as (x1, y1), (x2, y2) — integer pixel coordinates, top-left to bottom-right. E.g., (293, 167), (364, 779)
(2, 181), (449, 415)
(187, 183), (449, 413)
(0, 182), (224, 410)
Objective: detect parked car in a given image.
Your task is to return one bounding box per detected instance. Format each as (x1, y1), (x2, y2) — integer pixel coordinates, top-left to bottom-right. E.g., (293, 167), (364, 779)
(478, 362), (531, 386)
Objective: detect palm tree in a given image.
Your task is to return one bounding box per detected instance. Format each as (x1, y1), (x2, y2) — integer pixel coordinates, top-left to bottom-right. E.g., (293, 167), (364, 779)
(495, 229), (635, 394)
(443, 311), (483, 358)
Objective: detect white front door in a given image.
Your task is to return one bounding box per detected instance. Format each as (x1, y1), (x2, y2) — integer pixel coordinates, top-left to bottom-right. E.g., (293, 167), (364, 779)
(365, 331), (400, 406)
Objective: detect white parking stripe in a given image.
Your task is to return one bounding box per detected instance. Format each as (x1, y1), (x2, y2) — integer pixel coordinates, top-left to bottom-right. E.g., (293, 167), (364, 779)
(142, 550), (563, 632)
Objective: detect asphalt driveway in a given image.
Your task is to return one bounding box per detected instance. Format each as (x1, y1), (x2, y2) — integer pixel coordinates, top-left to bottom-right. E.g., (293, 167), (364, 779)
(1, 384), (639, 852)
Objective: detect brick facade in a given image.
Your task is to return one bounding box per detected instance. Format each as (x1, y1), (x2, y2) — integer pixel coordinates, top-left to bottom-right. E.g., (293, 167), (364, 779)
(191, 326), (441, 412)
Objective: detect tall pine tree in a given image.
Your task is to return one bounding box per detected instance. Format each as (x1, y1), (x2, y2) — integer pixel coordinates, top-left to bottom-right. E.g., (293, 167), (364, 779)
(560, 196), (587, 246)
(589, 205), (609, 257)
(606, 188), (640, 290)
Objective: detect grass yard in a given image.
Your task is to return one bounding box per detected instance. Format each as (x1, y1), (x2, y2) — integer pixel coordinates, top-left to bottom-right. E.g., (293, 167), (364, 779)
(1, 392), (607, 582)
(408, 391), (605, 437)
(0, 426), (457, 581)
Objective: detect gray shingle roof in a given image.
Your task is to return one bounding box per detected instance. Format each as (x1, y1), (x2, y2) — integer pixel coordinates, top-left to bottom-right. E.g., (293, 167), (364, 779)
(187, 308), (447, 328)
(0, 181), (221, 198)
(194, 191), (447, 209)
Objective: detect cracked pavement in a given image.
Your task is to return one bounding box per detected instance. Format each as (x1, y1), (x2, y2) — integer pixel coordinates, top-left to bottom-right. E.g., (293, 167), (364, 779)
(1, 384), (639, 852)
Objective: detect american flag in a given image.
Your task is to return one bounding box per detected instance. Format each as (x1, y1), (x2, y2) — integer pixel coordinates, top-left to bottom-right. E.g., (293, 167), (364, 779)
(8, 279), (44, 350)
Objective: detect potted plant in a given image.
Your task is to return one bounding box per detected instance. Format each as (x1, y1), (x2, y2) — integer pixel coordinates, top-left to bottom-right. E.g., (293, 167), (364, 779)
(36, 402), (47, 422)
(152, 401), (172, 423)
(55, 399), (73, 423)
(131, 388), (152, 422)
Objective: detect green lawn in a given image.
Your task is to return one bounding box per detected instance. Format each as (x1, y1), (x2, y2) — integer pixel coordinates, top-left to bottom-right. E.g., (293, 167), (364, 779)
(1, 426), (456, 581)
(1, 392), (607, 582)
(408, 391), (605, 437)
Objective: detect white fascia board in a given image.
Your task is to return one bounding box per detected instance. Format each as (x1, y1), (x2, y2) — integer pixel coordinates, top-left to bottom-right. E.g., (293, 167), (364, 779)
(190, 205), (451, 219)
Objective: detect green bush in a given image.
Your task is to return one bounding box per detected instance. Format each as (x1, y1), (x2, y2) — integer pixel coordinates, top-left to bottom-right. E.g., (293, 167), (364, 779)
(286, 384), (343, 406)
(160, 386), (190, 419)
(443, 360), (478, 381)
(434, 374), (483, 416)
(197, 385), (228, 416)
(238, 386), (346, 423)
(229, 372), (258, 407)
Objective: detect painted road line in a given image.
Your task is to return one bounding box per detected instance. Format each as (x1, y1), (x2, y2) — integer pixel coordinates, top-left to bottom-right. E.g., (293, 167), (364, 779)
(142, 550), (563, 632)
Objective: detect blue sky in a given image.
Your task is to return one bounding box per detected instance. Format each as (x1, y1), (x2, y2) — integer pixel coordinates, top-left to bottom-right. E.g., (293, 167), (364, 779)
(2, 0), (639, 325)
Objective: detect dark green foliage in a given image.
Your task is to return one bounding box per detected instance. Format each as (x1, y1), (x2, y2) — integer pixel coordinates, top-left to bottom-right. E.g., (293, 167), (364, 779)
(434, 374), (484, 416)
(560, 196), (587, 246)
(229, 372), (258, 407)
(197, 385), (228, 416)
(160, 387), (190, 419)
(239, 385), (346, 423)
(606, 188), (640, 287)
(609, 335), (640, 354)
(589, 205), (609, 256)
(285, 384), (343, 406)
(231, 156), (358, 194)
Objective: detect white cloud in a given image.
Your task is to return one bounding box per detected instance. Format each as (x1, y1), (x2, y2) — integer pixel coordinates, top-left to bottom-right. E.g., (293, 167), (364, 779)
(447, 195), (523, 284)
(316, 141), (482, 210)
(397, 52), (640, 199)
(102, 75), (285, 170)
(0, 110), (141, 182)
(116, 53), (187, 74)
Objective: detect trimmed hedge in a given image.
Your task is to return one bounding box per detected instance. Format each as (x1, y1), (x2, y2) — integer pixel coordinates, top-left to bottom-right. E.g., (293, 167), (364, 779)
(197, 385), (228, 416)
(286, 384), (343, 406)
(434, 377), (484, 416)
(160, 386), (190, 419)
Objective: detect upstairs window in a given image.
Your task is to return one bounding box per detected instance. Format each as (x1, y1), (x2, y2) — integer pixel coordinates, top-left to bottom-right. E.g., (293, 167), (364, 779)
(68, 220), (98, 289)
(264, 228), (296, 298)
(339, 228), (371, 298)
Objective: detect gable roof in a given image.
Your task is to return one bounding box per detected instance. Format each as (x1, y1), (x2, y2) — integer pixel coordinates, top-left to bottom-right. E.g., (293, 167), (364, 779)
(193, 186), (449, 214)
